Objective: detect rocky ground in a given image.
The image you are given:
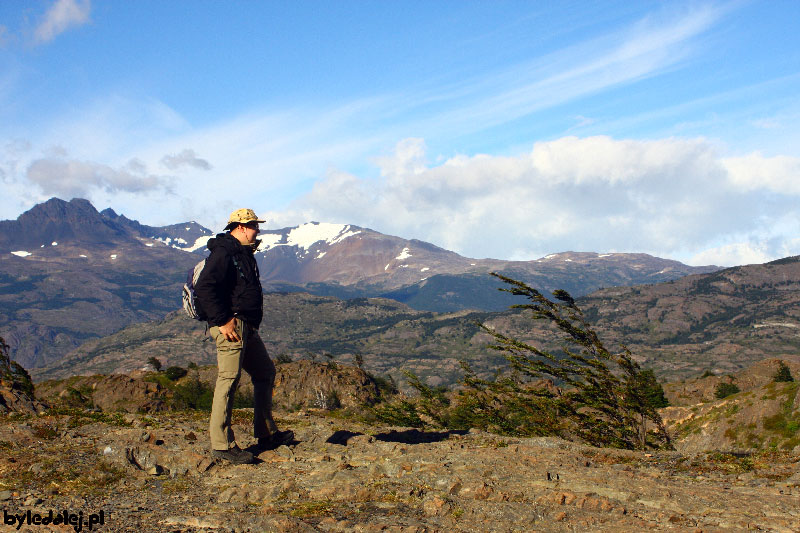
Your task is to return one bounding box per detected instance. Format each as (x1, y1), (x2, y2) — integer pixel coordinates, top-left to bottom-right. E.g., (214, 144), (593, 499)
(0, 408), (798, 533)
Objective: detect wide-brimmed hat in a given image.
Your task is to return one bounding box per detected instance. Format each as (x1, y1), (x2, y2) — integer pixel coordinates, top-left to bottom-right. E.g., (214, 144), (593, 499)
(226, 208), (265, 229)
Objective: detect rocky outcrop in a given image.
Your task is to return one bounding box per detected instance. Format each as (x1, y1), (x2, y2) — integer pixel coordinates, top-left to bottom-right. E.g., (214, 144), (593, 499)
(37, 361), (385, 413)
(664, 357), (800, 406)
(0, 337), (45, 415)
(661, 358), (800, 453)
(191, 360), (385, 410)
(35, 373), (168, 413)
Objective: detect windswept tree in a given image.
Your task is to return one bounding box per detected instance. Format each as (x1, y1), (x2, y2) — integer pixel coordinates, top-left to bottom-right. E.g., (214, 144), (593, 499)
(459, 273), (671, 450)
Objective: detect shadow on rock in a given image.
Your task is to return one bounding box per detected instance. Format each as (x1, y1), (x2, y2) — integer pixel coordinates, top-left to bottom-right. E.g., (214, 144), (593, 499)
(374, 429), (467, 444)
(326, 430), (364, 445)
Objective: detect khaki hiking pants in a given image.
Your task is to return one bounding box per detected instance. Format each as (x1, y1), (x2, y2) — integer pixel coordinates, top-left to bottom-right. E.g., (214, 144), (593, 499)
(209, 318), (278, 451)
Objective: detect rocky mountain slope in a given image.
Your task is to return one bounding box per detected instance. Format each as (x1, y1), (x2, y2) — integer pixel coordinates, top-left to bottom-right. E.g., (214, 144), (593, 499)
(0, 199), (201, 370)
(579, 256), (800, 381)
(34, 256), (800, 390)
(660, 358), (800, 453)
(30, 292), (502, 386)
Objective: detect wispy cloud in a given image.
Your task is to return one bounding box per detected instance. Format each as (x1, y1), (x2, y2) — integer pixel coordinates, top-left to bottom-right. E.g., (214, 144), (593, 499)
(34, 0), (91, 45)
(160, 149), (212, 171)
(26, 154), (170, 198)
(399, 5), (723, 138)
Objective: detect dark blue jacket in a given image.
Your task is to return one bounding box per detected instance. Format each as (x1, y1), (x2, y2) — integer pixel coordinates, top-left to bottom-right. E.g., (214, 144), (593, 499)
(194, 233), (263, 328)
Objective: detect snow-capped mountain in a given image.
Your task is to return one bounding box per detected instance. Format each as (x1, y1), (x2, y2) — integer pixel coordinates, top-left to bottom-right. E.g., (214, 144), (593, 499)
(252, 222), (466, 287)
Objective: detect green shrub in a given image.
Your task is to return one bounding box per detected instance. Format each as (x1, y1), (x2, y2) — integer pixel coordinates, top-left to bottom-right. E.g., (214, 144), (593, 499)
(172, 376), (213, 411)
(715, 382), (740, 399)
(773, 361), (794, 383)
(373, 399), (424, 427)
(61, 386), (93, 409)
(164, 366), (188, 381)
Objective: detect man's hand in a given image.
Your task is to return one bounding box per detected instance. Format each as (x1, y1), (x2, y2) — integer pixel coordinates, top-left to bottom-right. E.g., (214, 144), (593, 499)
(218, 317), (240, 342)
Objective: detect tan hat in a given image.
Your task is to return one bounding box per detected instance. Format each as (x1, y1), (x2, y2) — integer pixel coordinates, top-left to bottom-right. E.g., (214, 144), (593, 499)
(227, 208), (265, 227)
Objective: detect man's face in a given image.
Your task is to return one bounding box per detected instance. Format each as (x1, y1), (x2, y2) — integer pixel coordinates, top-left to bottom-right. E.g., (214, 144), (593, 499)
(235, 222), (260, 245)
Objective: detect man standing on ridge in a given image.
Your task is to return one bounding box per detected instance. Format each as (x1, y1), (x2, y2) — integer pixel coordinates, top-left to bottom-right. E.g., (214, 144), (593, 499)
(194, 208), (294, 464)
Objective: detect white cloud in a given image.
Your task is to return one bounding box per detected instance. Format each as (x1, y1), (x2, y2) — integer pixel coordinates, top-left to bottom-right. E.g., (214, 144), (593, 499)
(160, 149), (212, 171)
(689, 242), (773, 267)
(264, 136), (800, 264)
(722, 152), (800, 194)
(34, 0), (91, 44)
(26, 155), (170, 198)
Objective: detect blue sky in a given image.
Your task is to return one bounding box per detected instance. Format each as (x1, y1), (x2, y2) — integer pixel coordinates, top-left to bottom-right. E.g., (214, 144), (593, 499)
(1, 0), (799, 265)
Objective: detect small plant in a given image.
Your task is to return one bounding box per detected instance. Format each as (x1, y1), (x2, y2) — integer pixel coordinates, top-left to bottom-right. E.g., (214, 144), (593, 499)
(373, 399), (425, 427)
(164, 366), (188, 381)
(700, 369), (716, 379)
(147, 357), (163, 372)
(773, 361), (794, 383)
(32, 423), (59, 440)
(715, 381), (740, 399)
(354, 353), (364, 369)
(313, 388), (341, 410)
(275, 353), (292, 364)
(61, 386), (94, 409)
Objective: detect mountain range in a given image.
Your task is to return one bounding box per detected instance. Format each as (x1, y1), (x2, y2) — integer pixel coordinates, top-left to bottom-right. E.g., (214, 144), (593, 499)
(33, 256), (800, 389)
(2, 197), (719, 374)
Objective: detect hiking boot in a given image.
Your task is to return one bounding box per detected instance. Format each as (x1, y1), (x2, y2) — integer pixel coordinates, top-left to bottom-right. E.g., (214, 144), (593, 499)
(211, 445), (255, 464)
(257, 430), (295, 450)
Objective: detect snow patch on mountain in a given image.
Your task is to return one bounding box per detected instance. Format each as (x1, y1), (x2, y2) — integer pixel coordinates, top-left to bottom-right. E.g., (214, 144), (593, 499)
(11, 251), (31, 257)
(257, 223), (361, 255)
(258, 233), (283, 251)
(185, 236), (212, 252)
(396, 247), (412, 260)
(149, 234), (210, 253)
(287, 223), (359, 250)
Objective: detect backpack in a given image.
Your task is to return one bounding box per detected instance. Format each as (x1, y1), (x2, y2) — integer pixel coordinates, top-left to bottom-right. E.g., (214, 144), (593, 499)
(182, 253), (247, 321)
(182, 259), (207, 320)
